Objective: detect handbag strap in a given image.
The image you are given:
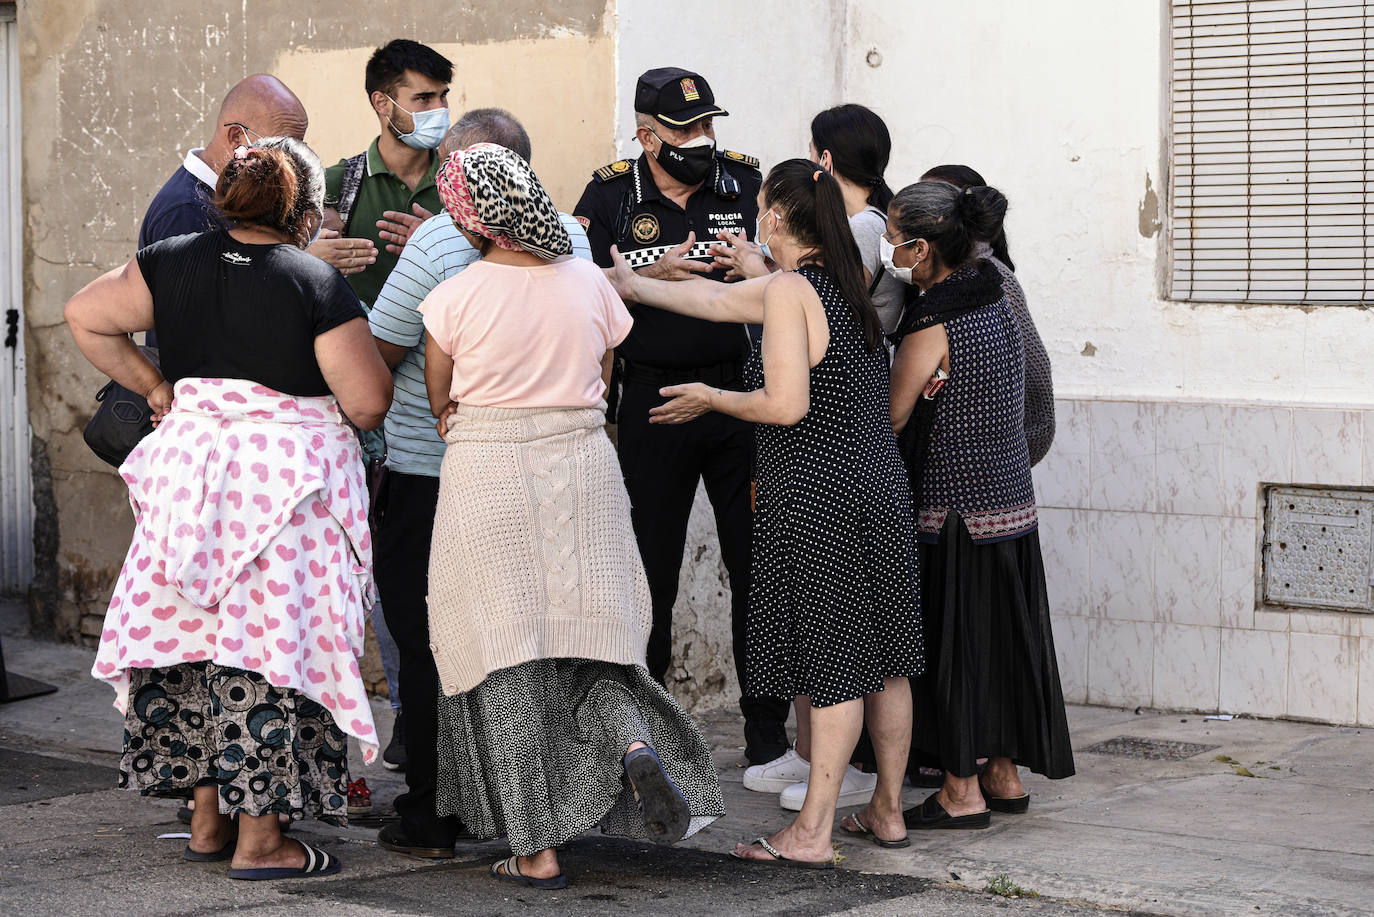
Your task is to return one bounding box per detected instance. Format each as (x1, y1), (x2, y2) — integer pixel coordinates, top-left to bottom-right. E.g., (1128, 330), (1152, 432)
(335, 152), (368, 233)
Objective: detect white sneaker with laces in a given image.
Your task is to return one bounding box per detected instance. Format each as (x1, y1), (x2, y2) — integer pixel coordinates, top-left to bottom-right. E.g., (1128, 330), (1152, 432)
(779, 765), (878, 811)
(742, 747), (811, 793)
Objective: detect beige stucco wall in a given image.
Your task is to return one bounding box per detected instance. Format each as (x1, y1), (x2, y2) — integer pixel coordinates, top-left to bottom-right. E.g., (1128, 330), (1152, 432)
(18, 0), (615, 641)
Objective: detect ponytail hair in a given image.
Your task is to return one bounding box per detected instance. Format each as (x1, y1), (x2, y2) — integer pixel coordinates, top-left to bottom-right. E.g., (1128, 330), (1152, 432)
(762, 158), (883, 352)
(920, 163), (1015, 270)
(889, 181), (1009, 275)
(214, 136), (325, 248)
(810, 103), (893, 212)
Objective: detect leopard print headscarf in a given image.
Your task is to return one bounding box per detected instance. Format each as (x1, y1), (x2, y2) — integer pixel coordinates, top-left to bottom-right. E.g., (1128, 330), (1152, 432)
(436, 143), (572, 260)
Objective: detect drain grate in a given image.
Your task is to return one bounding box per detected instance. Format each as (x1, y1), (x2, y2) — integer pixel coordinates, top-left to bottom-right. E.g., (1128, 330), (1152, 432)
(1080, 736), (1219, 760)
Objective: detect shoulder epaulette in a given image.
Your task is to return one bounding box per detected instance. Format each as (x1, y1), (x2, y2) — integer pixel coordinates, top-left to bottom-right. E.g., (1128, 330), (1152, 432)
(593, 159), (635, 183)
(718, 150), (760, 169)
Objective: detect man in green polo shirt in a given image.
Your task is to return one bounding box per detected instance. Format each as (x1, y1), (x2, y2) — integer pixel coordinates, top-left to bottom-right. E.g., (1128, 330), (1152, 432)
(320, 38), (451, 790)
(323, 38), (453, 308)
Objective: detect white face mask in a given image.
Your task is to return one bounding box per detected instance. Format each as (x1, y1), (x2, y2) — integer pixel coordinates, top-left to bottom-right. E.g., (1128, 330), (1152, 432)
(387, 95), (450, 150)
(756, 209), (779, 261)
(306, 213), (323, 248)
(879, 235), (921, 285)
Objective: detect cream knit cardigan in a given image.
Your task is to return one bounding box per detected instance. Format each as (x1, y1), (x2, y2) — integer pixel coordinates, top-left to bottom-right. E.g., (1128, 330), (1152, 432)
(426, 404), (652, 695)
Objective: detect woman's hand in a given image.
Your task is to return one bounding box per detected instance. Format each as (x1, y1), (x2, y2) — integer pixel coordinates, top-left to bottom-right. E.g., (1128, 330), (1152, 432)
(648, 383), (716, 424)
(435, 401), (459, 438)
(307, 229), (377, 277)
(606, 244), (642, 302)
(710, 230), (772, 281)
(146, 380), (174, 426)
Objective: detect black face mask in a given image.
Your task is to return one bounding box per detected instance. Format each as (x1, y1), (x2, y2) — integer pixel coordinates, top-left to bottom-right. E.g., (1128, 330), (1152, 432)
(651, 130), (715, 185)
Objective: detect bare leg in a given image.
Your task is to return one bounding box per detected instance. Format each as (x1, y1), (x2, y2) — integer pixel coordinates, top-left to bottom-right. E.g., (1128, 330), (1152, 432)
(497, 848), (562, 880)
(840, 678), (910, 841)
(980, 756), (1026, 798)
(230, 813), (309, 871)
(502, 741), (652, 880)
(935, 772), (988, 817)
(792, 696), (812, 760)
(187, 786), (234, 854)
(734, 697), (863, 863)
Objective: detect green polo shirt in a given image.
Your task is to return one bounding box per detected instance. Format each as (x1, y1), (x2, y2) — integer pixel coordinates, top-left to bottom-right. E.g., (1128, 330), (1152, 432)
(325, 138), (443, 308)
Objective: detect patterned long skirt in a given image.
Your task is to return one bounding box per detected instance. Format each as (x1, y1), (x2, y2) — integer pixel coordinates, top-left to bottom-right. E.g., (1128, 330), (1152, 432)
(435, 659), (723, 856)
(119, 661), (351, 824)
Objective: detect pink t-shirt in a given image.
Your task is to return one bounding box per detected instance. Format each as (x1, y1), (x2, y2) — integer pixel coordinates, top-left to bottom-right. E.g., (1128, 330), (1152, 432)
(419, 257), (633, 408)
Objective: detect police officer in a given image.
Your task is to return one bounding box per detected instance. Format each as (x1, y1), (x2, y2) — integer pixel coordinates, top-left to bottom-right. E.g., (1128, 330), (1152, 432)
(574, 67), (789, 768)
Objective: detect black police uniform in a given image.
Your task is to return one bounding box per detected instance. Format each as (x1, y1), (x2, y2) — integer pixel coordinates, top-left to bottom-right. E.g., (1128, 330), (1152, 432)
(574, 149), (790, 766)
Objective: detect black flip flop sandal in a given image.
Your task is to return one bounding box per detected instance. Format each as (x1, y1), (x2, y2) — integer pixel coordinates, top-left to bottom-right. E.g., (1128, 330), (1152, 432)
(624, 746), (691, 845)
(904, 792), (991, 830)
(839, 811), (911, 848)
(729, 835), (835, 869)
(489, 855), (568, 890)
(981, 789), (1030, 814)
(182, 825), (238, 862)
(227, 841), (342, 880)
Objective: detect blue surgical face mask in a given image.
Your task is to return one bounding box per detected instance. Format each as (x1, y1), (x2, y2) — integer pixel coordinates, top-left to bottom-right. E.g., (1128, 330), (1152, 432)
(306, 212), (324, 248)
(756, 209), (778, 262)
(387, 95), (450, 150)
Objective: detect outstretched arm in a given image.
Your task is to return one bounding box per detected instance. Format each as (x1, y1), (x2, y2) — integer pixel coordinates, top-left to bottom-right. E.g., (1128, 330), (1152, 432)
(650, 272), (814, 427)
(607, 233), (771, 325)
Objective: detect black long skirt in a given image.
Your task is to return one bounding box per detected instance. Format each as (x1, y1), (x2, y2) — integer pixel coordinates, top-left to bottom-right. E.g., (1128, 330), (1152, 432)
(909, 512), (1075, 780)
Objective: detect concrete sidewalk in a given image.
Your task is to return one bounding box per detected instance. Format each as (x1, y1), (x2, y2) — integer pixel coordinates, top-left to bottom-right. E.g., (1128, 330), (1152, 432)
(2, 600), (1371, 917)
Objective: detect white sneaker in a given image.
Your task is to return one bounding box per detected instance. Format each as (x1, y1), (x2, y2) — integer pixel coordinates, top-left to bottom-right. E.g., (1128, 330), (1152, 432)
(742, 748), (811, 793)
(779, 765), (878, 811)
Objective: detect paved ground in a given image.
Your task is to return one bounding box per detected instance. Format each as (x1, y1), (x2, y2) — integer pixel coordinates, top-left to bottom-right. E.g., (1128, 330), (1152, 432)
(2, 600), (1371, 916)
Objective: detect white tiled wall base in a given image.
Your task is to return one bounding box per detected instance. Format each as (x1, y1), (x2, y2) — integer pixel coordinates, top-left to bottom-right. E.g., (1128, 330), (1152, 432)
(1037, 398), (1374, 725)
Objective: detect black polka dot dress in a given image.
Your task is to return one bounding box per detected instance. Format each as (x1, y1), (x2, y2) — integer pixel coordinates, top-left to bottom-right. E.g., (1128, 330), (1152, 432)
(743, 266), (924, 708)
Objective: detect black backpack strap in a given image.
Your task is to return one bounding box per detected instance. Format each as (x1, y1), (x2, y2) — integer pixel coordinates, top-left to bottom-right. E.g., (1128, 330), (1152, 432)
(335, 152), (368, 233)
(868, 268), (883, 296)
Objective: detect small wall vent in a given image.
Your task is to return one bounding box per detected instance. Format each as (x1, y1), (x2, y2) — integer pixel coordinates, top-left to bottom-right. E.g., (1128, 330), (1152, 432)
(1262, 486), (1374, 613)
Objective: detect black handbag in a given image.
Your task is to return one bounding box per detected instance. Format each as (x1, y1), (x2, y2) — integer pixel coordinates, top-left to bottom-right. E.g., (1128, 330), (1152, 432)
(82, 346), (160, 468)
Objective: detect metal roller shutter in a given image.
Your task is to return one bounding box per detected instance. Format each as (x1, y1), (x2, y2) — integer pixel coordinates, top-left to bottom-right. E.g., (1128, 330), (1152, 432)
(1170, 0), (1373, 304)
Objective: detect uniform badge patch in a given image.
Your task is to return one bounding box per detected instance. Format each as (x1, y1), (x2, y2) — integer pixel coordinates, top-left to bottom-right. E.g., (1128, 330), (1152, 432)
(680, 77), (700, 102)
(632, 213), (661, 244)
(725, 150), (744, 160)
(612, 160), (631, 173)
(575, 215), (591, 230)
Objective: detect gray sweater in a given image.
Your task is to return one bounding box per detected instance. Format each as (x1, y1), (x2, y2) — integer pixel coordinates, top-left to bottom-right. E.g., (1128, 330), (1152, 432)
(976, 244), (1055, 465)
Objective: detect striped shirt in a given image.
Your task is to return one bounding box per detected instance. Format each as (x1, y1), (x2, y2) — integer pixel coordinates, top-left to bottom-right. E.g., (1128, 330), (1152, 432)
(368, 213), (592, 476)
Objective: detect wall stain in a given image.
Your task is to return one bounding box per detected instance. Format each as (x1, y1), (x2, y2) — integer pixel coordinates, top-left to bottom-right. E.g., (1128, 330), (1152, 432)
(1081, 341), (1098, 357)
(1138, 172), (1160, 238)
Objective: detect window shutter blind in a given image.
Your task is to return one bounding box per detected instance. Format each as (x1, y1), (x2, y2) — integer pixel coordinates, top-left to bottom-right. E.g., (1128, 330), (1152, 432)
(1171, 0), (1372, 304)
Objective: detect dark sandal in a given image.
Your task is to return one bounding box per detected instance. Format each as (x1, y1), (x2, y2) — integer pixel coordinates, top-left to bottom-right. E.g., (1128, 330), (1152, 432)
(489, 855), (568, 890)
(980, 783), (1031, 814)
(182, 825), (238, 862)
(904, 792), (991, 830)
(839, 811), (911, 848)
(730, 835), (835, 869)
(227, 841), (342, 880)
(624, 746), (691, 845)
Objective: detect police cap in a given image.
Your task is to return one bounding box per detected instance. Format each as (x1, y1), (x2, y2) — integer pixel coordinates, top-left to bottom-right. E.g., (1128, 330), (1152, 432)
(634, 67), (729, 128)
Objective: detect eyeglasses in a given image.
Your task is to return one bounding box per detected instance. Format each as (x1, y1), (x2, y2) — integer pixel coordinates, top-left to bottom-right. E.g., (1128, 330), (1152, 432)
(638, 120), (714, 144)
(224, 122), (263, 143)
